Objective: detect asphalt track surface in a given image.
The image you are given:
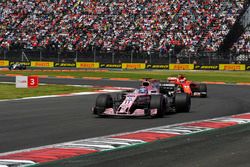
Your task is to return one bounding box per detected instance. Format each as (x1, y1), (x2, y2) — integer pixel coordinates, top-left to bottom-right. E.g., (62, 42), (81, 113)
(0, 76), (250, 166)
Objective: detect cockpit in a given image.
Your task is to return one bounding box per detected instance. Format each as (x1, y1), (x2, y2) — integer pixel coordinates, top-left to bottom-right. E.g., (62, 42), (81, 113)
(138, 87), (148, 94)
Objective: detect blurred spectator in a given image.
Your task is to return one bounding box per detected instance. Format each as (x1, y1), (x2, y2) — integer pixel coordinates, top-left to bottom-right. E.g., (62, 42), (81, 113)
(0, 0), (247, 54)
(231, 31), (250, 53)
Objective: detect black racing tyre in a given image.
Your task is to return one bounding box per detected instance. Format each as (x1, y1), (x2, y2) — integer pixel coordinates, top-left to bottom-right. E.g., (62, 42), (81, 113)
(150, 95), (167, 118)
(22, 65), (27, 70)
(175, 93), (191, 112)
(199, 84), (207, 98)
(94, 94), (113, 115)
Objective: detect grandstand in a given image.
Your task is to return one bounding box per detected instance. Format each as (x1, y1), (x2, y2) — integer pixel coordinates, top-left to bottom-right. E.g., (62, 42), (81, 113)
(0, 0), (249, 64)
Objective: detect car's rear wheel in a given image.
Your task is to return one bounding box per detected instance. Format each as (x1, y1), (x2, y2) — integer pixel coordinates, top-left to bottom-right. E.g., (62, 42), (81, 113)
(175, 93), (191, 112)
(150, 95), (167, 118)
(93, 94), (113, 115)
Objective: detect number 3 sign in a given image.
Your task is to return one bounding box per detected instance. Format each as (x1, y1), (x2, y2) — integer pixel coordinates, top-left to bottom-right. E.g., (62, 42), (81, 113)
(16, 76), (39, 88)
(28, 76), (39, 88)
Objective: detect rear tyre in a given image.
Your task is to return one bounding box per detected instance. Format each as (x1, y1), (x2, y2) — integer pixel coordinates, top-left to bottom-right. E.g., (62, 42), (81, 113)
(199, 84), (207, 98)
(175, 93), (191, 112)
(150, 95), (167, 118)
(93, 94), (113, 115)
(22, 65), (27, 70)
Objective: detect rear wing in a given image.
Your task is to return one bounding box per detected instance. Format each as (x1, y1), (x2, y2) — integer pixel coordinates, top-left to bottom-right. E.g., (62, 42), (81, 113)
(159, 82), (180, 94)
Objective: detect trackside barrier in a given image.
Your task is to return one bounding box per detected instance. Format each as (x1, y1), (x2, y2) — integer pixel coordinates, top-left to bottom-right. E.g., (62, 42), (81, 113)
(146, 64), (169, 69)
(10, 61), (31, 66)
(194, 65), (219, 70)
(0, 60), (9, 66)
(1, 60), (250, 71)
(31, 61), (54, 68)
(122, 63), (146, 69)
(247, 65), (250, 71)
(169, 64), (194, 70)
(76, 62), (99, 68)
(219, 64), (246, 71)
(54, 62), (76, 67)
(100, 63), (122, 68)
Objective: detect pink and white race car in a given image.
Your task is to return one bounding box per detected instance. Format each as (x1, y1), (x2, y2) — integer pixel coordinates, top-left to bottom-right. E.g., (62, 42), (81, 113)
(93, 79), (191, 118)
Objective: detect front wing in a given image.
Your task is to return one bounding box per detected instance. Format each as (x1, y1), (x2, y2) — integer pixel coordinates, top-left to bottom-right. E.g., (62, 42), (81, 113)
(93, 107), (158, 117)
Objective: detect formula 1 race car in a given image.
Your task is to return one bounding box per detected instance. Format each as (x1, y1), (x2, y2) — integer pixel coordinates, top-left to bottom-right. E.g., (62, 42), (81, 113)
(93, 79), (191, 118)
(167, 75), (207, 98)
(9, 63), (26, 70)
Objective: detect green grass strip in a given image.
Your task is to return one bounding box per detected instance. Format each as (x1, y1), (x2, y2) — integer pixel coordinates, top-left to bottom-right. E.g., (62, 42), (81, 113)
(0, 83), (96, 100)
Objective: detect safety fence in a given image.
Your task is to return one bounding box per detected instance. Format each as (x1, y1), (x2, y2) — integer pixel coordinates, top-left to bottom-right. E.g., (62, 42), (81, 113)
(0, 49), (250, 65)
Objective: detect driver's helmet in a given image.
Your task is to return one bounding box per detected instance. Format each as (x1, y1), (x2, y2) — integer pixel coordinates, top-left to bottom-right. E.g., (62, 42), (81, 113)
(179, 78), (186, 83)
(139, 87), (148, 94)
(178, 74), (186, 83)
(178, 74), (185, 79)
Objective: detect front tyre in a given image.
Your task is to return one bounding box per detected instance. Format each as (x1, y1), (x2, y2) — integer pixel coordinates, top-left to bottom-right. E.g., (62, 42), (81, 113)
(93, 94), (113, 115)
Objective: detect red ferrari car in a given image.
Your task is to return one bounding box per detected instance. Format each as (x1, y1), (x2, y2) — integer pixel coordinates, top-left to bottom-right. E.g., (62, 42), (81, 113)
(167, 75), (207, 98)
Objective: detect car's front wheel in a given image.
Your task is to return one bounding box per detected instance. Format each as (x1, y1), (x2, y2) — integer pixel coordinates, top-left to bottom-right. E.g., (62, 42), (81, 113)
(93, 94), (113, 115)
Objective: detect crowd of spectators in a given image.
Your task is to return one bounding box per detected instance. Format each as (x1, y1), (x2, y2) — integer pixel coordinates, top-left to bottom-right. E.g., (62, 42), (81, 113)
(0, 0), (248, 54)
(199, 0), (246, 52)
(231, 30), (250, 53)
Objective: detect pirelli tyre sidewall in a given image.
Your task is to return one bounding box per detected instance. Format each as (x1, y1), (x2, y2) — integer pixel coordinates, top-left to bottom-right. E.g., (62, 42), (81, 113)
(94, 94), (113, 115)
(150, 95), (167, 118)
(175, 93), (191, 112)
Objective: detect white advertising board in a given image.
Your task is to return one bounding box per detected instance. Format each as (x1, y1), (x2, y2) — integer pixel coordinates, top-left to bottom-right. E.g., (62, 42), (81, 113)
(16, 76), (28, 88)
